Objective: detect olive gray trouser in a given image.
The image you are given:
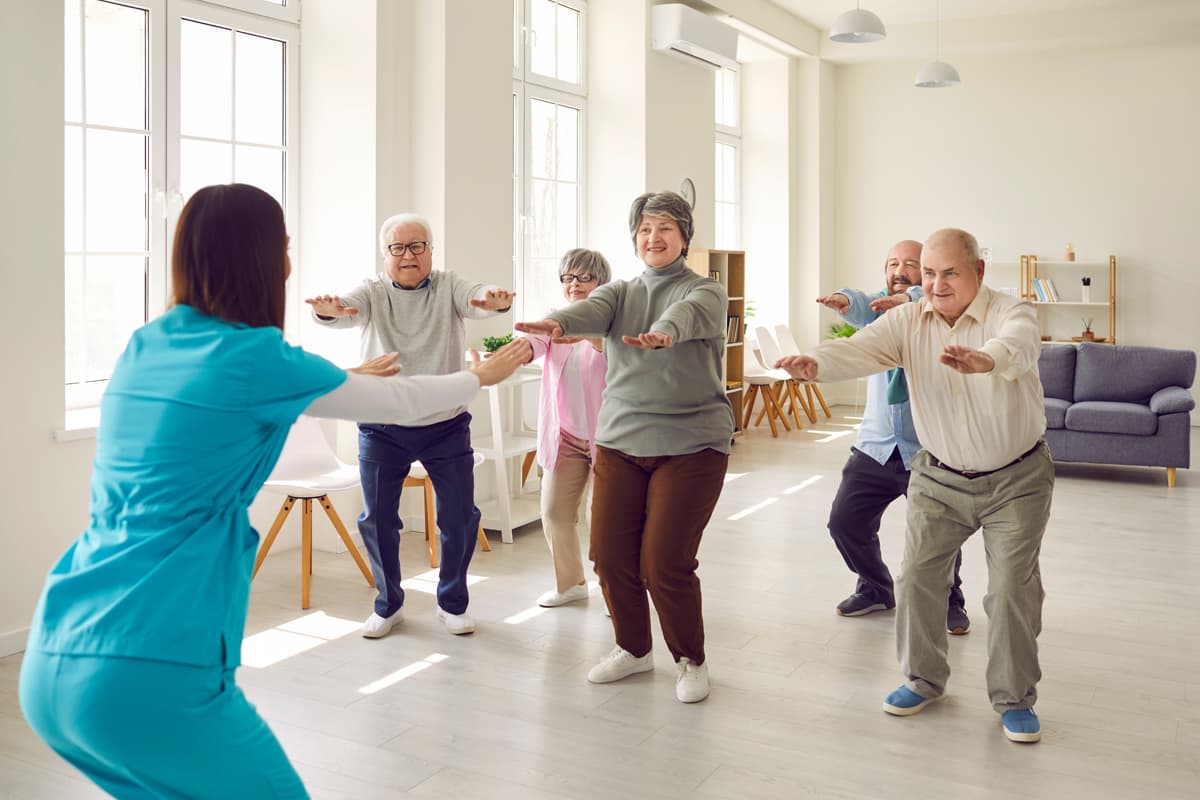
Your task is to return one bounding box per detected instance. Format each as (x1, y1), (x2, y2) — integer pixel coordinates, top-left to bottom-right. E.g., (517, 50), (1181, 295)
(896, 443), (1054, 712)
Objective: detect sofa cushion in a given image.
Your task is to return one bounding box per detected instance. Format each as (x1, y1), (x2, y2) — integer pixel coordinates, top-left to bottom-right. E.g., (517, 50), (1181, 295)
(1150, 386), (1197, 415)
(1043, 398), (1069, 429)
(1037, 345), (1076, 401)
(1074, 342), (1197, 403)
(1065, 401), (1157, 436)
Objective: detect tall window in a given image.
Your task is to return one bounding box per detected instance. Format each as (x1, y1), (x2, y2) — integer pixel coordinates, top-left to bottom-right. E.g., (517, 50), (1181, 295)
(64, 0), (297, 409)
(513, 0), (586, 319)
(714, 66), (740, 250)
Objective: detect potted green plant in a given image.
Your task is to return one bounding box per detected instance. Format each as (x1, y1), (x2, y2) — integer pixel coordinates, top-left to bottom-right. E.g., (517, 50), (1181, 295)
(828, 322), (857, 339)
(482, 333), (514, 353)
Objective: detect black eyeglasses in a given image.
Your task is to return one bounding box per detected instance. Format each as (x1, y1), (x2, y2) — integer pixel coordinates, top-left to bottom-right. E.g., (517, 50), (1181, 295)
(386, 241), (429, 257)
(559, 273), (597, 284)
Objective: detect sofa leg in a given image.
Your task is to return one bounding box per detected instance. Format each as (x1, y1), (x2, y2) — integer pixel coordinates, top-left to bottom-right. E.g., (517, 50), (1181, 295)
(1166, 467), (1176, 488)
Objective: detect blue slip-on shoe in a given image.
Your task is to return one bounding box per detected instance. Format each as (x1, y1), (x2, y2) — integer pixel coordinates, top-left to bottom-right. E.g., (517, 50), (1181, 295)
(882, 685), (943, 716)
(1001, 708), (1041, 743)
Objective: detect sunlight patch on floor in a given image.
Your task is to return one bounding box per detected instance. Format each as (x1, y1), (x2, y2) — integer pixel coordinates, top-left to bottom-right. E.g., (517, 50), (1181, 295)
(723, 472), (747, 484)
(727, 496), (779, 521)
(401, 569), (488, 595)
(504, 606), (550, 625)
(358, 652), (449, 695)
(242, 611), (363, 669)
(806, 429), (857, 444)
(782, 476), (823, 494)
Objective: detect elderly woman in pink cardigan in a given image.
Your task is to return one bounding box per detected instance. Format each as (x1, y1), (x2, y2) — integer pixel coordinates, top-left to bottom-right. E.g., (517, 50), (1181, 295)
(522, 249), (612, 608)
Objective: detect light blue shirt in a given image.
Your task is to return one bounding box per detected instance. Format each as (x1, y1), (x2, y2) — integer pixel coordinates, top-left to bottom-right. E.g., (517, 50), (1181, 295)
(838, 286), (923, 468)
(28, 305), (346, 668)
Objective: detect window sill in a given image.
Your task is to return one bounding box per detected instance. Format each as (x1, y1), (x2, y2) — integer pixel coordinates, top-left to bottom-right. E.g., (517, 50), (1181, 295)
(55, 407), (101, 442)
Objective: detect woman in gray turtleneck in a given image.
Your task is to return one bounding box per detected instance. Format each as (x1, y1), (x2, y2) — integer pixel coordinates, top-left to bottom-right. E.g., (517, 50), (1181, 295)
(515, 191), (734, 704)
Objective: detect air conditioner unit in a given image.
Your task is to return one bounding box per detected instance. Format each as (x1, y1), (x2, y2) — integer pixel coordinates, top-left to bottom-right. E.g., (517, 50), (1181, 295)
(651, 3), (738, 71)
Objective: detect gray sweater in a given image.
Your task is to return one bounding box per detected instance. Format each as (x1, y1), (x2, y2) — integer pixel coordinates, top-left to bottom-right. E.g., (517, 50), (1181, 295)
(548, 257), (733, 456)
(314, 270), (502, 426)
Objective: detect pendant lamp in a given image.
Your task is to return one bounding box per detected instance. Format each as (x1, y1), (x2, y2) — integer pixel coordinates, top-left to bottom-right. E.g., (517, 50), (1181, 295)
(915, 0), (960, 87)
(829, 2), (887, 44)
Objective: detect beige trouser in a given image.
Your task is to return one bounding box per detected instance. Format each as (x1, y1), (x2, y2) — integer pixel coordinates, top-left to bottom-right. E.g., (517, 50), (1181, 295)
(540, 430), (593, 592)
(897, 443), (1054, 712)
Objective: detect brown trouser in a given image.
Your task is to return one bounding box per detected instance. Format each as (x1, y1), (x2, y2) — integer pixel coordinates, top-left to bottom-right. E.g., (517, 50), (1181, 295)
(590, 445), (729, 665)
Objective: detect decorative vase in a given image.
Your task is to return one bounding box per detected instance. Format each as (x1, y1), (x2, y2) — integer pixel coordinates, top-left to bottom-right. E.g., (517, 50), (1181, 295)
(1081, 330), (1095, 341)
(1081, 285), (1091, 303)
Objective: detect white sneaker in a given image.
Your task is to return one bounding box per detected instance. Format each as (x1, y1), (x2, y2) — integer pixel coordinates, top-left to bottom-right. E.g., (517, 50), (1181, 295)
(437, 607), (476, 635)
(361, 609), (403, 639)
(587, 646), (653, 684)
(675, 658), (709, 703)
(537, 584), (589, 607)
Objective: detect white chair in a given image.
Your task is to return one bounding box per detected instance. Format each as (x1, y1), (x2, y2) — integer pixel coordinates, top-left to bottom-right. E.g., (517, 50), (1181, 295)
(404, 452), (491, 568)
(752, 326), (811, 430)
(741, 352), (793, 437)
(772, 323), (832, 420)
(253, 416), (374, 610)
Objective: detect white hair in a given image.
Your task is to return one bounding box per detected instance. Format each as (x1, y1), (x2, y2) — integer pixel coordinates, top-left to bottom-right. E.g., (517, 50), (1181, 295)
(378, 213), (433, 256)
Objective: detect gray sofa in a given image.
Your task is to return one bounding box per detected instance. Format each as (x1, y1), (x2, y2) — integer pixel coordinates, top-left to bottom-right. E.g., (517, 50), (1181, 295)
(1037, 342), (1196, 486)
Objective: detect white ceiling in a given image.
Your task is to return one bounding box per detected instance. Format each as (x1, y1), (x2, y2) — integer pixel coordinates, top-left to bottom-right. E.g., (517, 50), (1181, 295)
(766, 0), (1151, 30)
(736, 0), (1200, 62)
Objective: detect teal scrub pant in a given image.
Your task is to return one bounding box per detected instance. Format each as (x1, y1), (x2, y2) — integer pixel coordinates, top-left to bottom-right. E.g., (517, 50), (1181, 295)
(19, 650), (308, 799)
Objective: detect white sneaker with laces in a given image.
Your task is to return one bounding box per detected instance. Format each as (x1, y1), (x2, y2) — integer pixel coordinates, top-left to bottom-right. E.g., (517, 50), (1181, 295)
(537, 584), (589, 607)
(587, 646), (653, 684)
(361, 609), (403, 639)
(437, 607), (476, 635)
(675, 658), (709, 703)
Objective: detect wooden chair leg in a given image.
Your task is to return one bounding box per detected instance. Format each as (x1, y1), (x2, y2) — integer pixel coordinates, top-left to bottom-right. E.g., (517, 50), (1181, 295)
(253, 496), (295, 578)
(318, 496), (374, 587)
(424, 479), (438, 568)
(478, 525), (491, 552)
(301, 499), (313, 610)
(1167, 466), (1176, 488)
(809, 383), (832, 418)
(785, 381), (806, 429)
(770, 385), (792, 432)
(761, 385), (782, 437)
(520, 451), (537, 487)
(742, 385), (759, 429)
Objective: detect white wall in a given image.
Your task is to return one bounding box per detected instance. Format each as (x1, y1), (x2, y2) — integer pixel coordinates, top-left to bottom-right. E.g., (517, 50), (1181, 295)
(0, 4), (95, 655)
(830, 44), (1200, 410)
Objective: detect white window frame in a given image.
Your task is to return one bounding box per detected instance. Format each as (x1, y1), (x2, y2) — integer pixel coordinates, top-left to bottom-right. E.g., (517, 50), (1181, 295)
(714, 67), (741, 251)
(513, 0), (587, 320)
(65, 0), (299, 410)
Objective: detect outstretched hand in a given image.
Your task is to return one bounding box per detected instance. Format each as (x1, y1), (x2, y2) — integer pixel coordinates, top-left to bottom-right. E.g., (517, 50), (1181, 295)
(306, 295), (358, 317)
(939, 345), (995, 374)
(775, 355), (818, 381)
(514, 319), (564, 338)
(467, 339), (534, 386)
(348, 352), (401, 377)
(469, 289), (517, 311)
(869, 293), (911, 313)
(621, 332), (673, 350)
(815, 293), (850, 314)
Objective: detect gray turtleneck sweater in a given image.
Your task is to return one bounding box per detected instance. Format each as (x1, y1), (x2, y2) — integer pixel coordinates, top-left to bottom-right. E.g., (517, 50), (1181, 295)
(547, 257), (733, 457)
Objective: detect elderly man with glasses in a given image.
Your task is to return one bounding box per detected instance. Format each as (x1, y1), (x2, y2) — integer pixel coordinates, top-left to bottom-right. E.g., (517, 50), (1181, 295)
(307, 213), (524, 638)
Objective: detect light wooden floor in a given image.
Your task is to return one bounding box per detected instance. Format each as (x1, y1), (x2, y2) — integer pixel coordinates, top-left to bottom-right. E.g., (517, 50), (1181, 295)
(4, 407), (1199, 799)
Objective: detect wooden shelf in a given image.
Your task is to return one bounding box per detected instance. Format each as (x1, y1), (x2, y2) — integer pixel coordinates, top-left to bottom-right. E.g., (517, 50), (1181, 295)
(1021, 254), (1117, 344)
(686, 249), (745, 434)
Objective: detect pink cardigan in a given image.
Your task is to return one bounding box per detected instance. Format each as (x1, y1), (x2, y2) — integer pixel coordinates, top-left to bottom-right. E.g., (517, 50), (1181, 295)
(523, 320), (607, 471)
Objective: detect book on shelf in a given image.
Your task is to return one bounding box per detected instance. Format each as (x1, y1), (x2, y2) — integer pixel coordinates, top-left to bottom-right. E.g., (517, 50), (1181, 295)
(1032, 279), (1051, 302)
(709, 270), (721, 281)
(1046, 279), (1061, 302)
(726, 315), (741, 343)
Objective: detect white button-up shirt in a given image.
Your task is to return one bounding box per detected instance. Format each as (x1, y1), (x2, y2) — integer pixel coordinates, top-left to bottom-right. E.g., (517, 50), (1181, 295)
(811, 285), (1046, 473)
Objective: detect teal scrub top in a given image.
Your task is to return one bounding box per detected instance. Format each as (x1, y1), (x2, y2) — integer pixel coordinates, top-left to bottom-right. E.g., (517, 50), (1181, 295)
(28, 305), (346, 668)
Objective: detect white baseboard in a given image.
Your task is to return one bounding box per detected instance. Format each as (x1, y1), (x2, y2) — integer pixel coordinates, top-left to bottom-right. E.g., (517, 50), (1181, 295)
(1, 627), (29, 658)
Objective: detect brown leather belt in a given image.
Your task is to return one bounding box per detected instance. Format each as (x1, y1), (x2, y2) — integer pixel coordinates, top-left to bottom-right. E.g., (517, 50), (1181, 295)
(929, 441), (1044, 480)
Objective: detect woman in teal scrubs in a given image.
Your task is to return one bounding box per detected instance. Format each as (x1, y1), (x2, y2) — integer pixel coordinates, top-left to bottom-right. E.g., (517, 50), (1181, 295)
(18, 184), (530, 799)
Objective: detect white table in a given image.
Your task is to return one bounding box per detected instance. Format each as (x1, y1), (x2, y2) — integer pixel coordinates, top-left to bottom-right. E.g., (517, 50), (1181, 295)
(471, 366), (541, 543)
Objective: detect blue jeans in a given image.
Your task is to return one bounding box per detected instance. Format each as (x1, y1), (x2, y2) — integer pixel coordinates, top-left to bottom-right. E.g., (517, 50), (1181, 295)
(358, 412), (480, 616)
(20, 650), (308, 799)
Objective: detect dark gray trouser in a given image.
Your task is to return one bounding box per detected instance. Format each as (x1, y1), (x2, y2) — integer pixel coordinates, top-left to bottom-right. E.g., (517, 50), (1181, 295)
(828, 446), (964, 608)
(897, 444), (1054, 712)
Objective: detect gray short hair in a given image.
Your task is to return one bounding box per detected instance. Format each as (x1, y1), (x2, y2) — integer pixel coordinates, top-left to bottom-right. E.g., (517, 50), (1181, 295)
(927, 228), (980, 263)
(628, 191), (694, 256)
(378, 213), (433, 256)
(559, 248), (612, 285)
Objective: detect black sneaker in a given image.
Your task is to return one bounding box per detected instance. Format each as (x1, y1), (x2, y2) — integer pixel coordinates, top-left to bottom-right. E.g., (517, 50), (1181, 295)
(835, 592), (895, 617)
(947, 604), (971, 635)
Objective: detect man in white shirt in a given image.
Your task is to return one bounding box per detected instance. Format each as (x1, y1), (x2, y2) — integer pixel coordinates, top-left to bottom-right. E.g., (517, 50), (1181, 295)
(776, 228), (1052, 744)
